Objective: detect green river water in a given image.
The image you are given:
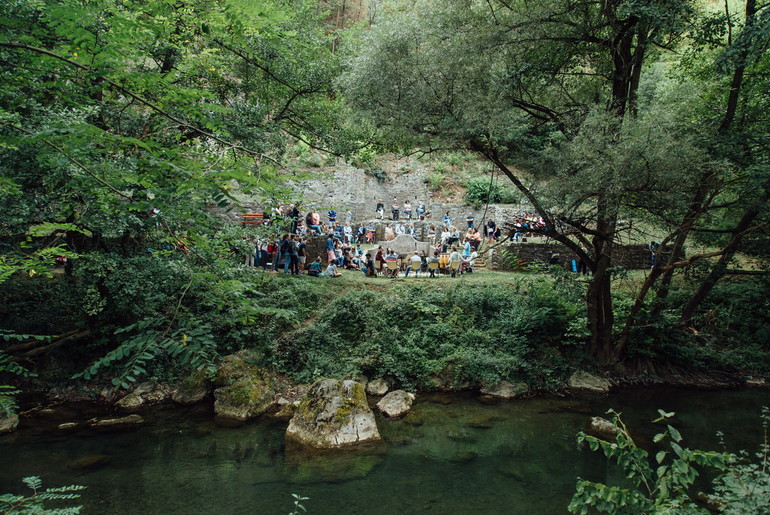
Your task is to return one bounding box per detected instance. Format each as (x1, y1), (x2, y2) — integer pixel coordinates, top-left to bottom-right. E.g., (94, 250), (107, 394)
(1, 387), (768, 514)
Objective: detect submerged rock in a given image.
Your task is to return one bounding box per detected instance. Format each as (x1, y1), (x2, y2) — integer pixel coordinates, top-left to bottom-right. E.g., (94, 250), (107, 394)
(68, 454), (111, 470)
(376, 390), (415, 418)
(366, 378), (389, 396)
(568, 371), (610, 393)
(0, 413), (19, 434)
(286, 379), (380, 448)
(173, 370), (211, 405)
(283, 443), (384, 483)
(480, 380), (528, 399)
(88, 414), (145, 432)
(213, 350), (276, 423)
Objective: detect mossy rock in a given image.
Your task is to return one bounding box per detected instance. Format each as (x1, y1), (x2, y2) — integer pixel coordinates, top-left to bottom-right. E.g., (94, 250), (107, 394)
(173, 370), (212, 405)
(214, 350), (263, 386)
(213, 351), (276, 422)
(286, 379), (381, 448)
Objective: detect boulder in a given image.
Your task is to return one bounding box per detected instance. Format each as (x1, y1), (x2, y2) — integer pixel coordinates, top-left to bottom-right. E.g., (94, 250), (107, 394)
(0, 413), (19, 434)
(88, 414), (145, 432)
(366, 378), (389, 396)
(286, 379), (381, 448)
(568, 370), (610, 393)
(135, 382), (174, 403)
(480, 380), (528, 399)
(115, 392), (144, 411)
(213, 351), (276, 422)
(275, 400), (300, 419)
(376, 390), (415, 418)
(173, 370), (211, 405)
(587, 416), (619, 441)
(115, 382), (175, 411)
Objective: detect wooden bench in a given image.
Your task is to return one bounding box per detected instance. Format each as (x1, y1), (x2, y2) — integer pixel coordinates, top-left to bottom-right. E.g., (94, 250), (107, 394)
(242, 213), (266, 226)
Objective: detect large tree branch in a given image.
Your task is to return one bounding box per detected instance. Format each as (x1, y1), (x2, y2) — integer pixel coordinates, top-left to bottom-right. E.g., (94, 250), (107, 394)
(0, 42), (269, 158)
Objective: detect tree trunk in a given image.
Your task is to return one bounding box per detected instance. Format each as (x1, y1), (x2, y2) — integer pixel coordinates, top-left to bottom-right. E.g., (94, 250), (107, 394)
(680, 189), (769, 322)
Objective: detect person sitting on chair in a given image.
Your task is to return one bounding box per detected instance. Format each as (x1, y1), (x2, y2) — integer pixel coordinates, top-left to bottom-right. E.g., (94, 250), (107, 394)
(404, 252), (422, 277)
(449, 246), (463, 277)
(428, 251), (440, 278)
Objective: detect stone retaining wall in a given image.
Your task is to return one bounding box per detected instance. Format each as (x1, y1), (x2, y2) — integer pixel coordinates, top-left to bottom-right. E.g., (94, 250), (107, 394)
(489, 241), (679, 271)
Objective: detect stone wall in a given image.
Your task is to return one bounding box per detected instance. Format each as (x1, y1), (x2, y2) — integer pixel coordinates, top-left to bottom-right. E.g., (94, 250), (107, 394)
(490, 242), (678, 271)
(232, 160), (534, 230)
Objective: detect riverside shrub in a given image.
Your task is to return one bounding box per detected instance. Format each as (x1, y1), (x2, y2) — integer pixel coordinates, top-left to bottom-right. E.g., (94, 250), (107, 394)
(269, 281), (582, 389)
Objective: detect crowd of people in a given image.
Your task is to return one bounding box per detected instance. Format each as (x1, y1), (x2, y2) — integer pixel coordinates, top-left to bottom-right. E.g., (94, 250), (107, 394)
(242, 201), (549, 278)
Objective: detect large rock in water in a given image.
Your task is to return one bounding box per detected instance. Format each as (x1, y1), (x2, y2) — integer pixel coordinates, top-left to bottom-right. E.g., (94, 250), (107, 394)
(376, 390), (415, 418)
(569, 370), (611, 393)
(286, 379), (380, 448)
(0, 413), (19, 434)
(480, 380), (528, 399)
(214, 350), (276, 422)
(366, 378), (389, 396)
(173, 370), (211, 405)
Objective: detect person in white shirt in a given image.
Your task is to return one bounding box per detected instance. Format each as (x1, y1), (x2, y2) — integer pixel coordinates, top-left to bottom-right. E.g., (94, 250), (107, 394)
(404, 252), (423, 277)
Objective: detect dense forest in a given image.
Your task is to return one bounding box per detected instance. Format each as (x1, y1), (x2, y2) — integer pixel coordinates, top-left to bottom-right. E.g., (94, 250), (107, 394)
(1, 0), (769, 412)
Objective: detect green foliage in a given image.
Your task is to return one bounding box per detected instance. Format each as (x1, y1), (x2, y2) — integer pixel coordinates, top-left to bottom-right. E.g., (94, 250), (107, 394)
(464, 176), (518, 207)
(288, 493), (309, 515)
(568, 409), (770, 514)
(270, 280), (582, 389)
(426, 171), (446, 191)
(0, 476), (85, 515)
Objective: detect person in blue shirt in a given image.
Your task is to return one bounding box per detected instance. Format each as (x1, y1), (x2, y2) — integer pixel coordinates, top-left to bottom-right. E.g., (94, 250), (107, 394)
(327, 208), (337, 225)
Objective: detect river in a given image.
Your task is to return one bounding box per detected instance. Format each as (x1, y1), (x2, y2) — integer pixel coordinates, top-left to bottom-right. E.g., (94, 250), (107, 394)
(1, 387), (768, 514)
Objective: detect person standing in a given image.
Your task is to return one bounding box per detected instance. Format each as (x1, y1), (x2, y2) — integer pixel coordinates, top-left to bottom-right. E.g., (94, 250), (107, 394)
(290, 235), (300, 275)
(297, 236), (307, 273)
(281, 234), (292, 274)
(326, 233), (336, 265)
(289, 203), (300, 234)
(345, 209), (353, 224)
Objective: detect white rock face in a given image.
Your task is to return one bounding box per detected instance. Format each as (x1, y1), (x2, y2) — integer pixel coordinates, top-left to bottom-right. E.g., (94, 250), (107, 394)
(376, 390), (415, 418)
(480, 380), (528, 399)
(568, 371), (611, 393)
(286, 379), (381, 448)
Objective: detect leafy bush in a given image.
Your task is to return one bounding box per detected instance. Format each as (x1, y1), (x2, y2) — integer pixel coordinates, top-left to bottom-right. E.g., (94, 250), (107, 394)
(569, 409), (770, 514)
(269, 281), (583, 390)
(426, 171), (446, 191)
(464, 176), (518, 206)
